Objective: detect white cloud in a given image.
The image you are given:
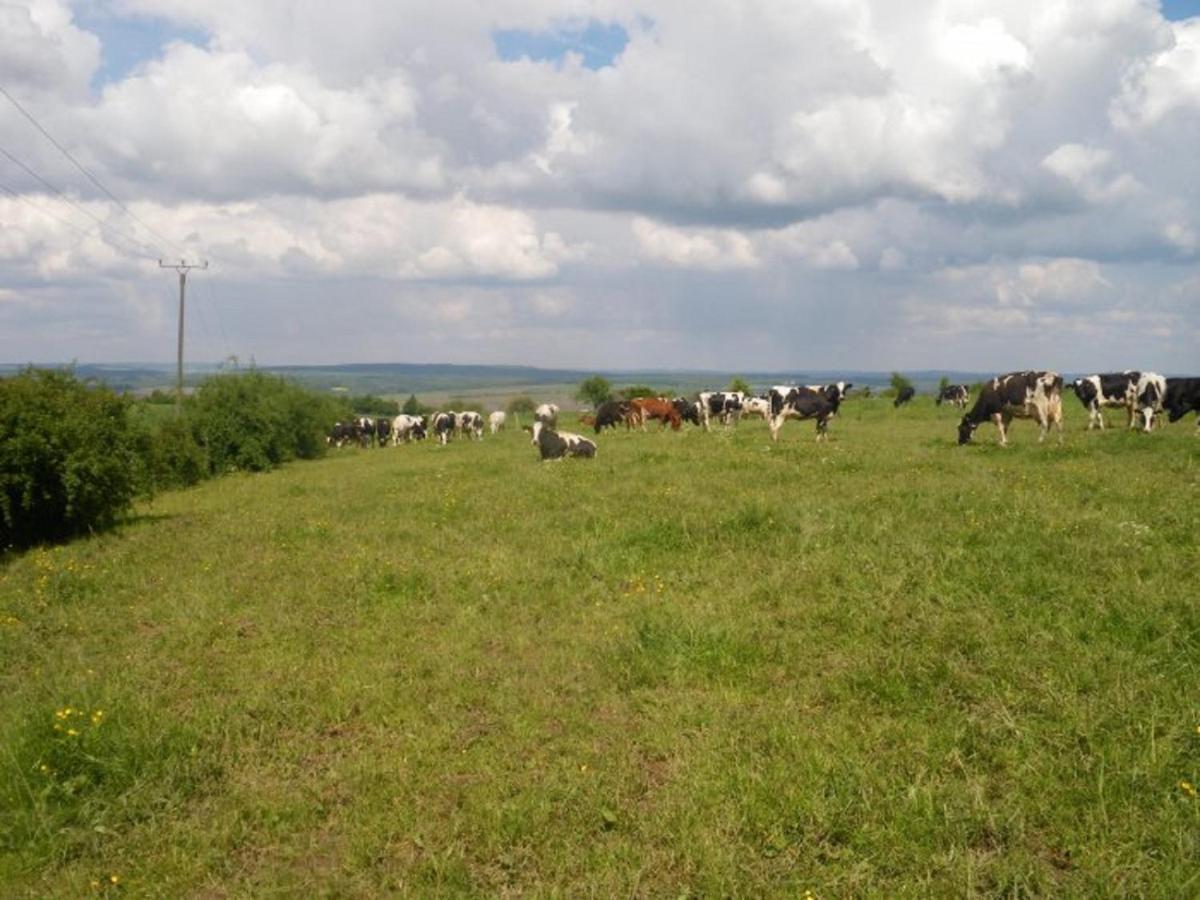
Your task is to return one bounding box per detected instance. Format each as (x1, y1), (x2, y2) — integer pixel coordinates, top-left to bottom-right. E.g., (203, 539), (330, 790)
(1112, 19), (1200, 129)
(0, 0), (1197, 372)
(632, 218), (758, 270)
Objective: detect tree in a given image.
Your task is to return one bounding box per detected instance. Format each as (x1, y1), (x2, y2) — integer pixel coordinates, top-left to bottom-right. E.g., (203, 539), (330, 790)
(401, 394), (428, 416)
(576, 376), (612, 409)
(889, 372), (913, 396)
(937, 375), (951, 395)
(618, 384), (656, 400)
(728, 376), (752, 395)
(506, 395), (537, 418)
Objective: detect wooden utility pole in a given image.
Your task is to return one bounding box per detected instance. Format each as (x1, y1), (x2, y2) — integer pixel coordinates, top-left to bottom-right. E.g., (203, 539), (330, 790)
(159, 259), (208, 413)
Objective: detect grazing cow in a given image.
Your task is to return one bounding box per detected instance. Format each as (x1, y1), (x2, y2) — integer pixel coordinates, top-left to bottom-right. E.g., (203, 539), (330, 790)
(327, 420), (362, 448)
(767, 386), (835, 442)
(631, 397), (683, 430)
(807, 382), (853, 411)
(936, 384), (970, 408)
(742, 396), (772, 420)
(673, 397), (702, 426)
(391, 414), (427, 443)
(353, 416), (377, 447)
(958, 371), (1064, 446)
(456, 411), (484, 440)
(1132, 372), (1166, 433)
(579, 413), (597, 427)
(594, 399), (633, 434)
(488, 411), (507, 434)
(698, 391), (745, 431)
(1163, 377), (1200, 432)
(432, 411), (456, 445)
(534, 403), (559, 426)
(373, 417), (392, 446)
(1070, 372), (1140, 430)
(533, 421), (597, 460)
(894, 386), (916, 408)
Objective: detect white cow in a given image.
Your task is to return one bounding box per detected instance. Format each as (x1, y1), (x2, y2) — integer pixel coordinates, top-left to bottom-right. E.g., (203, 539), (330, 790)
(488, 411), (507, 434)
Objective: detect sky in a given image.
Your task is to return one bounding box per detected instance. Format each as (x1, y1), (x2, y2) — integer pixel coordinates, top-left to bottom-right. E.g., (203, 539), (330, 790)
(0, 1), (1198, 373)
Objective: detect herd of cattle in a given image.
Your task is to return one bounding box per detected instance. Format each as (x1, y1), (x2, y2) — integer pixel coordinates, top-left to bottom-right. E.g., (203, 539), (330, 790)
(327, 372), (1200, 460)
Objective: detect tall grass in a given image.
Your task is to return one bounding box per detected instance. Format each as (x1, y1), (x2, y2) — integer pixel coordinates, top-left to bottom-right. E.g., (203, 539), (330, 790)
(1, 397), (1197, 896)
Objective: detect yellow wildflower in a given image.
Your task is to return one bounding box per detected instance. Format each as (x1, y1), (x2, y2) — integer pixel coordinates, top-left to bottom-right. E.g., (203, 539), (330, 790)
(1181, 781), (1197, 798)
(109, 873), (120, 884)
(67, 728), (79, 737)
(91, 710), (105, 725)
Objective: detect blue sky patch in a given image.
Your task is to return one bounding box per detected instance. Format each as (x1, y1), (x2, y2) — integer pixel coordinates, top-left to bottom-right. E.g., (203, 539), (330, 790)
(493, 20), (629, 70)
(1162, 0), (1200, 20)
(75, 8), (208, 89)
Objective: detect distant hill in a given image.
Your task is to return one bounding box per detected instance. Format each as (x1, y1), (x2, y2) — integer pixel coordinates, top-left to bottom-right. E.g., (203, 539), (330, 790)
(0, 361), (994, 397)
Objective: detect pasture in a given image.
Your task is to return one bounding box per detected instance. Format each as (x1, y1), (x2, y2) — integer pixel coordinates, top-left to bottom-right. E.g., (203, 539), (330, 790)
(2, 397), (1198, 896)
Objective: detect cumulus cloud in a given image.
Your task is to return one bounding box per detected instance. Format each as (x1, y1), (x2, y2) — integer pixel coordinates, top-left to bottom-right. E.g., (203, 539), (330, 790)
(0, 0), (1197, 372)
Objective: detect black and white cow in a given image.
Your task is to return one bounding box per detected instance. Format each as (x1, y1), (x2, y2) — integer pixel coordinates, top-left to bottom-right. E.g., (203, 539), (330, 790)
(1070, 371), (1139, 430)
(373, 417), (392, 447)
(432, 411), (456, 445)
(936, 384), (969, 408)
(958, 371), (1064, 446)
(391, 414), (427, 443)
(806, 382), (852, 415)
(327, 420), (362, 448)
(1132, 372), (1166, 433)
(893, 386), (916, 408)
(672, 397), (702, 426)
(1163, 377), (1200, 433)
(742, 396), (772, 420)
(456, 411), (484, 440)
(698, 391), (745, 431)
(767, 386), (835, 442)
(533, 421), (597, 460)
(354, 416), (377, 447)
(534, 403), (559, 426)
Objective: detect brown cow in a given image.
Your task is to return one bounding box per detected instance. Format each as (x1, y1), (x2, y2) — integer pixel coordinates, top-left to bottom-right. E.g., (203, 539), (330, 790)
(631, 397), (682, 430)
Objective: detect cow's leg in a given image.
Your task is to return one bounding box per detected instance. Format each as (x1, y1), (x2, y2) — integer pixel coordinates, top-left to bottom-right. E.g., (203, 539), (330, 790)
(992, 412), (1007, 446)
(768, 416), (782, 442)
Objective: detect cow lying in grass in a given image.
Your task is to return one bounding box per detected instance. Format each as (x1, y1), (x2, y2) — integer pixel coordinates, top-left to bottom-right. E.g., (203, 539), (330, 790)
(532, 421), (596, 460)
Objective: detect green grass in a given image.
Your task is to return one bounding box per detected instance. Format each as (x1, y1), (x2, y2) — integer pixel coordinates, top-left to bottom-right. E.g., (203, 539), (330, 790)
(2, 399), (1198, 896)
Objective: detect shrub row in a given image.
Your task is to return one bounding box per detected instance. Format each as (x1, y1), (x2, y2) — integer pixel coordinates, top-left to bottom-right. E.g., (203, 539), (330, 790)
(1, 368), (343, 551)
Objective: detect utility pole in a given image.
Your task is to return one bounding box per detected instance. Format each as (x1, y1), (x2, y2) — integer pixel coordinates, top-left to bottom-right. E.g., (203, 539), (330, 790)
(159, 258), (208, 413)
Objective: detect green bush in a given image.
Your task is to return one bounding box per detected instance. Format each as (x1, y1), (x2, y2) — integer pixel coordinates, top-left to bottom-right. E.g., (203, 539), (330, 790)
(0, 368), (140, 549)
(618, 384), (657, 400)
(506, 395), (537, 417)
(186, 371), (342, 475)
(133, 416), (209, 492)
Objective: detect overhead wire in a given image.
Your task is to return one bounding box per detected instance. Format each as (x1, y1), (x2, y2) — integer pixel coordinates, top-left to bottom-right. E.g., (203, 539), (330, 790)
(0, 82), (194, 261)
(0, 143), (164, 260)
(0, 179), (103, 243)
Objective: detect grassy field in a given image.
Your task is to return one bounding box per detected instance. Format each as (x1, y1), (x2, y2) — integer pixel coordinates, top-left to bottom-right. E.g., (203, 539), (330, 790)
(2, 398), (1198, 896)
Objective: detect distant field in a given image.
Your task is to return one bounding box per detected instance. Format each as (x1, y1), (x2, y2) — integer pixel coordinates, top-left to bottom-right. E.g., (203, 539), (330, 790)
(2, 398), (1198, 896)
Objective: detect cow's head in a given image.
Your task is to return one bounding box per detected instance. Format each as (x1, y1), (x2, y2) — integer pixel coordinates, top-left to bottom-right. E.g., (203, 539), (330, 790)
(957, 416), (977, 445)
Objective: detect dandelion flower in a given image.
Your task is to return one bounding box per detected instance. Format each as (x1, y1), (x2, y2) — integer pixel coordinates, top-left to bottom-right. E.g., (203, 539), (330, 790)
(67, 728), (79, 736)
(1180, 780), (1197, 798)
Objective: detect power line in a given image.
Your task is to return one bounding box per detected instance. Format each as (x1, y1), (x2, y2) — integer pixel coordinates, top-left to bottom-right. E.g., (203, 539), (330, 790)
(0, 143), (162, 260)
(0, 180), (102, 243)
(0, 82), (191, 260)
